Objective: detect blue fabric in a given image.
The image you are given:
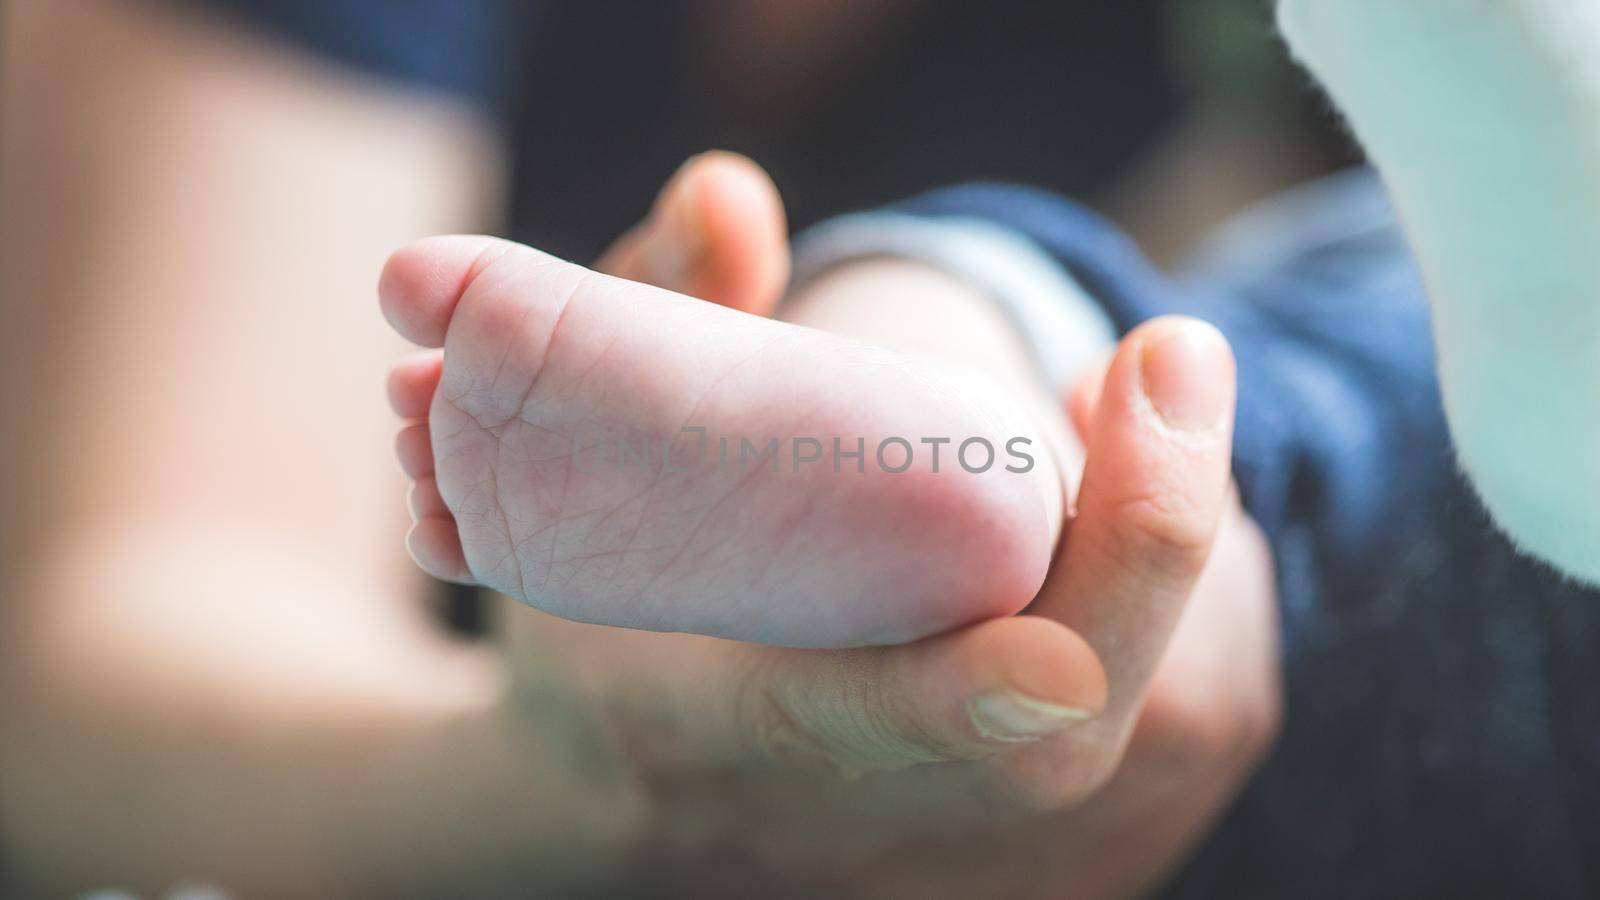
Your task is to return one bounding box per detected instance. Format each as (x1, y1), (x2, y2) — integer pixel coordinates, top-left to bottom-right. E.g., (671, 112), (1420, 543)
(179, 0), (526, 116)
(899, 177), (1600, 899)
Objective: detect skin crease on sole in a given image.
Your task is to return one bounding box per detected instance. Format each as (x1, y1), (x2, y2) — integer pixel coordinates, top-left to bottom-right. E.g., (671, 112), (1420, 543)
(384, 237), (1057, 649)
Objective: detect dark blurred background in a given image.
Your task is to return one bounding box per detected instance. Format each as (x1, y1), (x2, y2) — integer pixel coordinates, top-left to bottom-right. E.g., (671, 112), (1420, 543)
(516, 0), (1175, 260)
(508, 0), (1357, 265)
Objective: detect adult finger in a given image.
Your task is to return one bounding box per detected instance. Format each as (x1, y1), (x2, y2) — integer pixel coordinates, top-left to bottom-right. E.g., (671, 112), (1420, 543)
(710, 616), (1108, 777)
(595, 150), (789, 314)
(1031, 316), (1237, 754)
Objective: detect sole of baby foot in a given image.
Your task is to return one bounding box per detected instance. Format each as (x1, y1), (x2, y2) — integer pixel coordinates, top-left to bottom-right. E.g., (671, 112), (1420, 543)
(381, 236), (1057, 648)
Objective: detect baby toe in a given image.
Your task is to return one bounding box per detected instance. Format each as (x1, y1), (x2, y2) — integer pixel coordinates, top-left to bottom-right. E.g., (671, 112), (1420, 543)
(407, 516), (473, 585)
(407, 475), (451, 521)
(388, 351), (444, 419)
(395, 423), (434, 478)
(379, 235), (519, 348)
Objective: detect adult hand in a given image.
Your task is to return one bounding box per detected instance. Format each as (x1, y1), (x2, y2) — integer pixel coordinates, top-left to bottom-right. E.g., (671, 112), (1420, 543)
(399, 153), (1282, 896)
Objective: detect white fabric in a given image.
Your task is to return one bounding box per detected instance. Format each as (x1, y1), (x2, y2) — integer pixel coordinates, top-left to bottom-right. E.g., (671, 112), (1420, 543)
(1281, 0), (1600, 584)
(791, 212), (1116, 391)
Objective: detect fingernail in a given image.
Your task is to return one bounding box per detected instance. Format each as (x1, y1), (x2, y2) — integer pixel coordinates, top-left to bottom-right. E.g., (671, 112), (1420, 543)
(1140, 320), (1231, 432)
(969, 690), (1092, 743)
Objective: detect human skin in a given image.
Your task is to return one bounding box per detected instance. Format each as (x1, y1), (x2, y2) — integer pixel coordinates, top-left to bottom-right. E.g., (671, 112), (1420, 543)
(0, 1), (1280, 895)
(380, 230), (1063, 648)
(390, 156), (1282, 895)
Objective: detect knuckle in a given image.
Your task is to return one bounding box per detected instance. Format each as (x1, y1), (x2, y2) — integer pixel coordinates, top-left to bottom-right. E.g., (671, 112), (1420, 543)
(736, 662), (847, 777)
(732, 655), (909, 780)
(832, 674), (969, 769)
(735, 654), (971, 779)
(1100, 488), (1217, 582)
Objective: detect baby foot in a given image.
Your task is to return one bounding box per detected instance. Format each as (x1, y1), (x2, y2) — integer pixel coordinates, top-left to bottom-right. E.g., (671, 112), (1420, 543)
(388, 152), (791, 591)
(1281, 0), (1600, 583)
(380, 244), (1059, 649)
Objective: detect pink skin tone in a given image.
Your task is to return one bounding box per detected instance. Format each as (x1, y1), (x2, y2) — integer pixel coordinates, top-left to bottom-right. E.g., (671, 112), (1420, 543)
(379, 155), (1275, 894)
(380, 172), (1062, 649)
(4, 0), (1279, 883)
